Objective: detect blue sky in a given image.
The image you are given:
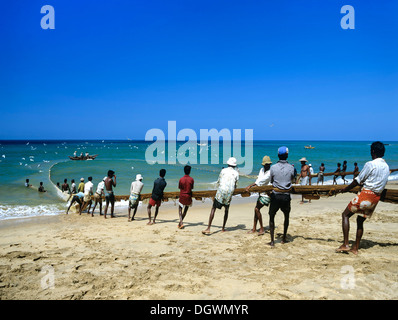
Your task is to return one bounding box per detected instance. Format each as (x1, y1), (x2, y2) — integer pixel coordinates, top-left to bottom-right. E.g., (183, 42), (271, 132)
(1, 0), (397, 140)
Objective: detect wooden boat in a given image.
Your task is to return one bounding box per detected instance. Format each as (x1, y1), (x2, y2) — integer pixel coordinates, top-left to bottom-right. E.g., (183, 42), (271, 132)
(68, 154), (98, 160)
(304, 145), (315, 149)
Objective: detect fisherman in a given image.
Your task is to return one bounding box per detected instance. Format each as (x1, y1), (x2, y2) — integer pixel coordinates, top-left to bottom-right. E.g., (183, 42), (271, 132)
(341, 160), (348, 184)
(177, 166), (194, 229)
(78, 178), (85, 193)
(91, 177), (106, 216)
(61, 179), (71, 194)
(297, 157), (310, 203)
(317, 163), (325, 185)
(147, 169), (167, 225)
(202, 157), (239, 235)
(353, 162), (359, 179)
(71, 179), (77, 194)
(38, 182), (46, 192)
(80, 177), (94, 214)
(104, 170), (117, 219)
(268, 146), (295, 247)
(245, 155), (272, 235)
(128, 174), (144, 222)
(66, 192), (84, 214)
(308, 164), (314, 185)
(336, 141), (390, 255)
(333, 163), (341, 185)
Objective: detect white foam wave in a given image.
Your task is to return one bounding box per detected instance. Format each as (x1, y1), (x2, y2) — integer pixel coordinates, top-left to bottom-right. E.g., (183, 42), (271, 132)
(0, 204), (64, 221)
(388, 173), (398, 181)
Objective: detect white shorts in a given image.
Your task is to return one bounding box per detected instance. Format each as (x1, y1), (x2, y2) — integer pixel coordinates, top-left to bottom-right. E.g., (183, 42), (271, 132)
(300, 176), (309, 185)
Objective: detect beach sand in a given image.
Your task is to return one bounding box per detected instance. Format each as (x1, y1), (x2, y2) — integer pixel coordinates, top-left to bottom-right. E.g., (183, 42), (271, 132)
(1, 183), (397, 300)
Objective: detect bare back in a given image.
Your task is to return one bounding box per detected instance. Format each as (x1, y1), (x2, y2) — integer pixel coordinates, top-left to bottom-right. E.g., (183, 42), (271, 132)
(104, 177), (115, 191)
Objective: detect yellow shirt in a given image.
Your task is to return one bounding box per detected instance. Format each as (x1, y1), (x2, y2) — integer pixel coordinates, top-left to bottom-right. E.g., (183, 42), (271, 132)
(78, 182), (85, 193)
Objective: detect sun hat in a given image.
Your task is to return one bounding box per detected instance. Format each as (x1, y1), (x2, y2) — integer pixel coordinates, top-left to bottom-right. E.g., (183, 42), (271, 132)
(309, 164), (312, 167)
(299, 157), (307, 162)
(227, 157), (237, 167)
(278, 146), (289, 155)
(80, 178), (84, 182)
(262, 156), (272, 165)
(136, 174), (143, 181)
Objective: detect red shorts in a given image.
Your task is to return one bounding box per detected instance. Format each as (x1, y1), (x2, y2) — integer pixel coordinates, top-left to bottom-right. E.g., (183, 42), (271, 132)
(347, 189), (381, 218)
(149, 198), (161, 207)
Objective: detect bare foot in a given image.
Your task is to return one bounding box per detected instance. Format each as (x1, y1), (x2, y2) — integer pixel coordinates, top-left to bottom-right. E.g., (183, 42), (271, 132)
(349, 247), (359, 255)
(202, 229), (211, 235)
(257, 230), (265, 236)
(268, 241), (275, 247)
(336, 245), (350, 253)
(178, 224), (184, 229)
(247, 229), (256, 234)
(147, 221), (153, 225)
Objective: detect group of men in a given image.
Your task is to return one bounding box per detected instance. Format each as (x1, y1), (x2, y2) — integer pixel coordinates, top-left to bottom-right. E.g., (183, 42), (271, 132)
(205, 142), (389, 253)
(62, 141), (390, 255)
(65, 171), (117, 218)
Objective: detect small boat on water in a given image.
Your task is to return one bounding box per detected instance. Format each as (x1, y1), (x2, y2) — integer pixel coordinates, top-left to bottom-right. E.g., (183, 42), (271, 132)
(68, 154), (98, 160)
(304, 145), (315, 149)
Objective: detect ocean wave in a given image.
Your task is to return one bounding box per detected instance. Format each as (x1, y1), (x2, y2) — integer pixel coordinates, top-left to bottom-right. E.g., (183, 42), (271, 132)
(0, 204), (65, 221)
(388, 173), (398, 181)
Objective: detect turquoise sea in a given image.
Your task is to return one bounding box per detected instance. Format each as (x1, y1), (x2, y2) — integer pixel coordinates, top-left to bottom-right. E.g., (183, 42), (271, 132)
(0, 140), (397, 220)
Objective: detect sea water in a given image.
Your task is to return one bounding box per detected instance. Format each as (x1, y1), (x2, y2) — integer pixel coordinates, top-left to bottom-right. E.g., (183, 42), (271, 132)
(0, 140), (397, 220)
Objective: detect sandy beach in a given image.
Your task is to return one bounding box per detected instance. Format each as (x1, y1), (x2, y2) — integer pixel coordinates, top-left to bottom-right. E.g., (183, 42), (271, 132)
(1, 183), (397, 300)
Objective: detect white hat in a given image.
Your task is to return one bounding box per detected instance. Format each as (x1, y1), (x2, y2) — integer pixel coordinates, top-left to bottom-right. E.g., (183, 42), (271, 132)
(136, 174), (143, 181)
(227, 157), (237, 167)
(80, 177), (84, 182)
(299, 157), (307, 162)
(309, 163), (312, 167)
(102, 176), (107, 181)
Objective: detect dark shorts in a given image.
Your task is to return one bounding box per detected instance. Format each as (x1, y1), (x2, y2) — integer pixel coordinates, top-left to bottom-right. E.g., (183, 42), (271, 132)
(105, 192), (115, 203)
(72, 196), (82, 204)
(213, 199), (229, 210)
(268, 192), (291, 216)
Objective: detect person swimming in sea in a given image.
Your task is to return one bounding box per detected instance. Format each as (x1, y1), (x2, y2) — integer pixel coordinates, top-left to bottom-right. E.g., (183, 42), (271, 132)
(38, 182), (46, 192)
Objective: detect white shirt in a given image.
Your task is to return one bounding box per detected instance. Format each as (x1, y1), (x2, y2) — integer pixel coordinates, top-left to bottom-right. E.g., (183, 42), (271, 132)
(215, 166), (239, 205)
(355, 158), (390, 194)
(96, 181), (105, 195)
(130, 180), (144, 195)
(84, 181), (94, 196)
(255, 168), (271, 196)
